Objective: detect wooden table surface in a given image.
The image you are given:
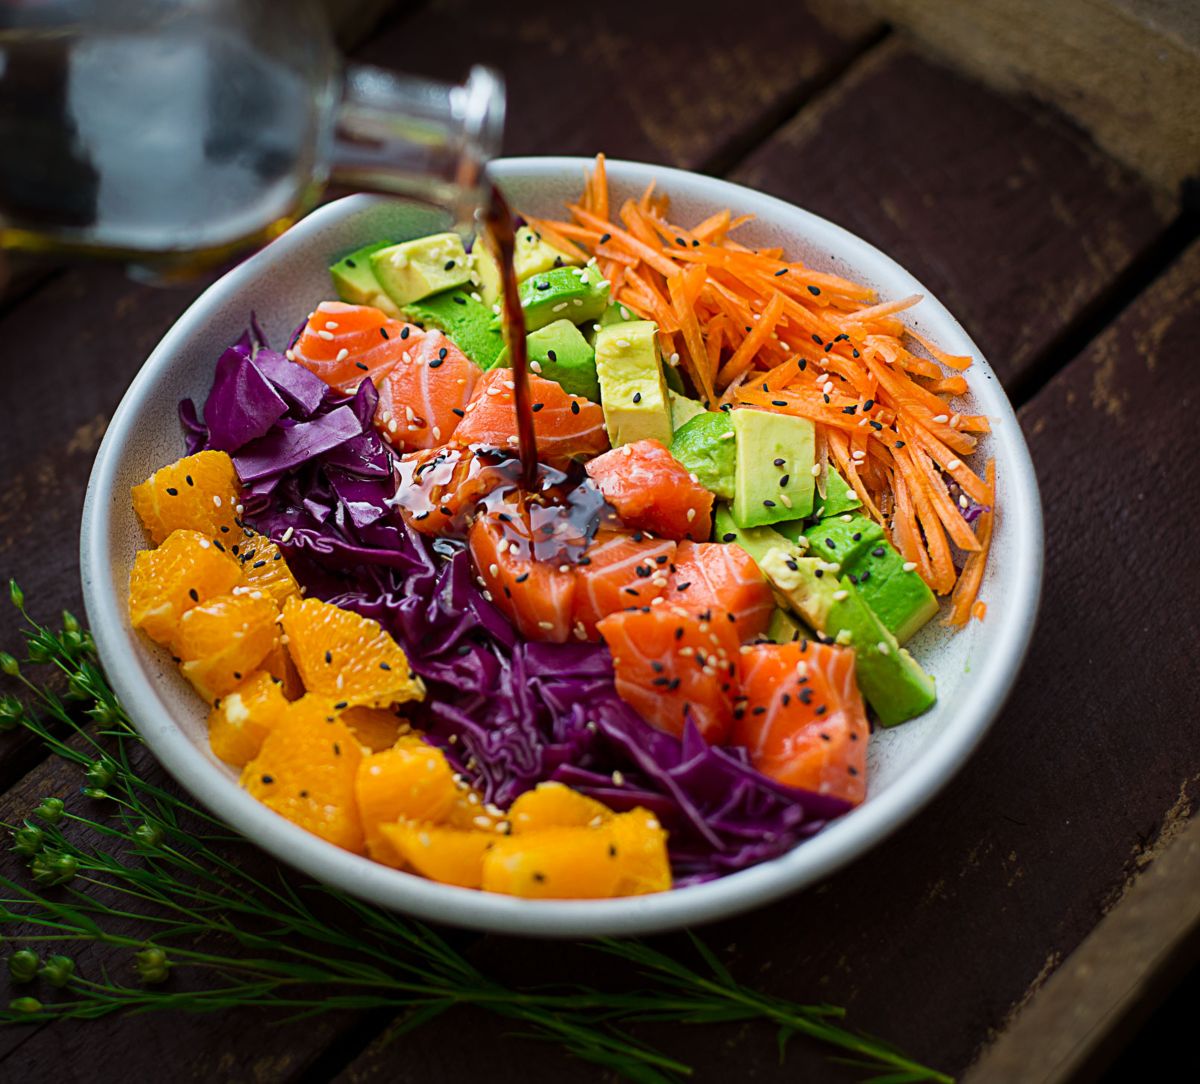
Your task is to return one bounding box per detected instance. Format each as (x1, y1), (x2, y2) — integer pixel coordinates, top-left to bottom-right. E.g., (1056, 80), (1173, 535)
(2, 2), (1197, 1080)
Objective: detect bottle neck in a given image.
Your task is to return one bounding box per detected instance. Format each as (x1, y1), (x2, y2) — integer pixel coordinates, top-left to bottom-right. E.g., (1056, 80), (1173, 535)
(330, 64), (505, 231)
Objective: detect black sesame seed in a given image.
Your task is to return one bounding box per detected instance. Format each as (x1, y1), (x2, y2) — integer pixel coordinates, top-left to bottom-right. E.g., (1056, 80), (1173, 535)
(429, 357), (444, 369)
(188, 588), (199, 602)
(380, 327), (390, 339)
(779, 474), (790, 487)
(825, 538), (835, 548)
(453, 407), (465, 417)
(334, 700), (348, 710)
(674, 627), (684, 640)
(842, 406), (857, 415)
(325, 650), (333, 664)
(453, 295), (467, 306)
(815, 705), (827, 716)
(333, 743), (341, 755)
(443, 260), (456, 271)
(848, 765), (859, 776)
(722, 532), (736, 543)
(772, 399), (787, 407)
(895, 440), (906, 449)
(808, 285), (821, 296)
(356, 361), (369, 371)
(814, 568), (824, 578)
(599, 233), (611, 244)
(515, 572), (530, 583)
(261, 774), (274, 784)
(785, 558), (799, 571)
(870, 420), (883, 430)
(185, 475), (194, 486)
(752, 706), (766, 716)
(676, 581), (691, 592)
(401, 326), (410, 340)
(872, 547), (886, 558)
(438, 347), (448, 360)
(252, 559), (266, 569)
(812, 334), (823, 345)
(763, 499), (776, 508)
(852, 532), (861, 542)
(570, 401), (580, 415)
(532, 872), (546, 883)
(547, 349), (557, 362)
(165, 487), (178, 496)
(380, 661), (391, 670)
(863, 399), (875, 411)
(798, 358), (807, 371)
(531, 402), (545, 412)
(774, 268), (788, 277)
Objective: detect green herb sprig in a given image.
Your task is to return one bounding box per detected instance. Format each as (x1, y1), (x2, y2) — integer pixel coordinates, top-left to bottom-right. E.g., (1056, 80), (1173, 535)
(0, 582), (951, 1083)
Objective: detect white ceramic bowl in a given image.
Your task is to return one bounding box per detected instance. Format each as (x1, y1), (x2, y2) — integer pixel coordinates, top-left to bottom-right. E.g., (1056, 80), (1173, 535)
(81, 157), (1043, 936)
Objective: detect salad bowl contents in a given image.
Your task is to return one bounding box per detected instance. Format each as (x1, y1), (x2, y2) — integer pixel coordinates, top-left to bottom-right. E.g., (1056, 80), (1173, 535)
(83, 157), (1042, 934)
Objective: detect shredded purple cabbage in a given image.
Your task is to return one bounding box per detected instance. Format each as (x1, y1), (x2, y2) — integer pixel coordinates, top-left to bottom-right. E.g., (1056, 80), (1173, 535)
(945, 474), (990, 526)
(184, 326), (850, 883)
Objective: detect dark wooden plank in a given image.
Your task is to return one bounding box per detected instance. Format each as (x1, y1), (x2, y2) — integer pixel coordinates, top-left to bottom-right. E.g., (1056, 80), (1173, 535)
(336, 242), (1200, 1082)
(354, 0), (881, 169)
(965, 811), (1200, 1082)
(732, 38), (1172, 390)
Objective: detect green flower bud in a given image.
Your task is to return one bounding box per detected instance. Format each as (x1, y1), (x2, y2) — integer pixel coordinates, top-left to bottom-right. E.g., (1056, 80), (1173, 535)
(9, 997), (43, 1015)
(39, 955), (74, 988)
(8, 580), (24, 610)
(65, 675), (91, 701)
(11, 825), (44, 857)
(30, 851), (77, 887)
(0, 696), (22, 733)
(8, 950), (39, 983)
(33, 798), (65, 825)
(0, 653), (19, 677)
(85, 759), (117, 789)
(134, 947), (170, 985)
(61, 630), (85, 654)
(133, 823), (163, 849)
(61, 611), (80, 635)
(80, 786), (109, 801)
(25, 641), (51, 664)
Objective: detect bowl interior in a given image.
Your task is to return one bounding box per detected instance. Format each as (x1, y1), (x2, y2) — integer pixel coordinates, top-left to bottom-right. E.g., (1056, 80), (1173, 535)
(81, 158), (1042, 936)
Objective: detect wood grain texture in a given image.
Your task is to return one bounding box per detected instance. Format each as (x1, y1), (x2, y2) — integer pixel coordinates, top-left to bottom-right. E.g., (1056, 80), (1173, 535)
(733, 39), (1171, 390)
(336, 247), (1200, 1084)
(354, 0), (881, 169)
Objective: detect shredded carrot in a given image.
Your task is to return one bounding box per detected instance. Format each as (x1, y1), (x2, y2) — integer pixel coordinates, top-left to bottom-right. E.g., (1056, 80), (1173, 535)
(530, 154), (997, 608)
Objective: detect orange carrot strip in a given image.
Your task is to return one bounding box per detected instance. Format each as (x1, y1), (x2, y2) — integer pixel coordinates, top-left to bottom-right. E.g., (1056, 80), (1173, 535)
(946, 460), (996, 625)
(592, 153), (609, 223)
(903, 423), (993, 505)
(907, 326), (973, 371)
(569, 205), (679, 277)
(668, 271), (714, 403)
(717, 290), (785, 386)
(843, 294), (923, 325)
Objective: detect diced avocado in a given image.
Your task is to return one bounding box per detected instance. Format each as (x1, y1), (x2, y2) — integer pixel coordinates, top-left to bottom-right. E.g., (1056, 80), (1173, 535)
(731, 408), (816, 528)
(802, 513), (886, 573)
(594, 320), (672, 447)
(601, 301), (637, 327)
(826, 585), (936, 727)
(759, 548), (841, 632)
(669, 390), (707, 431)
(520, 267), (611, 332)
(760, 548), (936, 727)
(713, 505), (804, 566)
(492, 320), (600, 401)
(371, 233), (472, 307)
(330, 241), (400, 316)
(766, 607), (809, 644)
(513, 226), (583, 281)
(843, 542), (938, 644)
(811, 467), (862, 519)
(401, 288), (503, 369)
(469, 245), (503, 308)
(670, 412), (736, 500)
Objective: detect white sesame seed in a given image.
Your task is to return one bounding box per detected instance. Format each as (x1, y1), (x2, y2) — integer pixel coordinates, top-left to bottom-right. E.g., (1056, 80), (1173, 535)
(833, 589), (849, 601)
(317, 329), (335, 341)
(959, 495), (970, 509)
(835, 629), (853, 645)
(945, 458), (961, 471)
(492, 304), (501, 315)
(780, 494), (793, 508)
(933, 414), (949, 424)
(198, 539), (210, 549)
(877, 641), (891, 655)
(285, 349), (295, 361)
(620, 306), (631, 320)
(485, 386), (502, 396)
(212, 495), (222, 507)
(811, 463), (822, 477)
(611, 770), (625, 786)
(325, 321), (339, 330)
(281, 527), (294, 543)
(686, 507), (696, 522)
(552, 302), (568, 312)
(537, 620), (554, 630)
(902, 561), (918, 572)
(572, 298), (584, 307)
(530, 360), (542, 373)
(488, 563), (499, 577)
(336, 348), (349, 362)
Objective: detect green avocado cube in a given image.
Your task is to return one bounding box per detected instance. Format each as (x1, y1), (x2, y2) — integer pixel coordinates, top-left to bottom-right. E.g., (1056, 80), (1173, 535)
(713, 505), (798, 565)
(759, 547), (936, 727)
(670, 411), (736, 500)
(731, 408), (815, 528)
(491, 319), (600, 402)
(594, 320), (672, 447)
(401, 288), (503, 369)
(843, 541), (938, 644)
(669, 390), (707, 431)
(329, 241), (400, 317)
(370, 233), (472, 307)
(520, 266), (611, 332)
(802, 513), (886, 573)
(811, 467), (862, 519)
(766, 608), (809, 644)
(513, 226), (583, 281)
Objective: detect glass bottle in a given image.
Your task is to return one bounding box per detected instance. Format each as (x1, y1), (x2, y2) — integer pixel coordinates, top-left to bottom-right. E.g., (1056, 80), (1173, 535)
(0, 0), (504, 277)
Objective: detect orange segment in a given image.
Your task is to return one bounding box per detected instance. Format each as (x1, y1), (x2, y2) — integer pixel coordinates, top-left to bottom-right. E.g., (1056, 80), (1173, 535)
(610, 808), (671, 895)
(207, 670), (290, 767)
(176, 594), (280, 702)
(481, 827), (623, 899)
(234, 536), (300, 607)
(378, 822), (497, 889)
(242, 696), (365, 853)
(281, 596), (425, 708)
(261, 641), (304, 700)
(508, 782), (612, 833)
(342, 707), (411, 752)
(131, 451), (242, 545)
(128, 529), (241, 646)
(355, 742), (459, 865)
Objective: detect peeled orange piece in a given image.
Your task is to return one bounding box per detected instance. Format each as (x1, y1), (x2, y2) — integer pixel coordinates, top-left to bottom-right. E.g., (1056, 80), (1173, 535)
(207, 670), (290, 768)
(128, 529), (241, 646)
(481, 826), (623, 899)
(610, 809), (671, 895)
(242, 696), (364, 853)
(342, 706), (410, 752)
(261, 641), (305, 700)
(508, 782), (612, 834)
(281, 596), (424, 709)
(234, 536), (300, 607)
(176, 593), (280, 702)
(131, 451), (242, 545)
(355, 742), (459, 865)
(378, 822), (496, 889)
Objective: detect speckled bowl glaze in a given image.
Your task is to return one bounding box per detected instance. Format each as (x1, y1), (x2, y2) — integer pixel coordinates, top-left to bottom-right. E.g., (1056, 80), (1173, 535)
(80, 158), (1043, 937)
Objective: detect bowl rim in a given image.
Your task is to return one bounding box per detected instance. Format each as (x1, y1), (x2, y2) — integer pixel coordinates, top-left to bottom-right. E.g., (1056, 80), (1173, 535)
(81, 155), (1043, 937)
